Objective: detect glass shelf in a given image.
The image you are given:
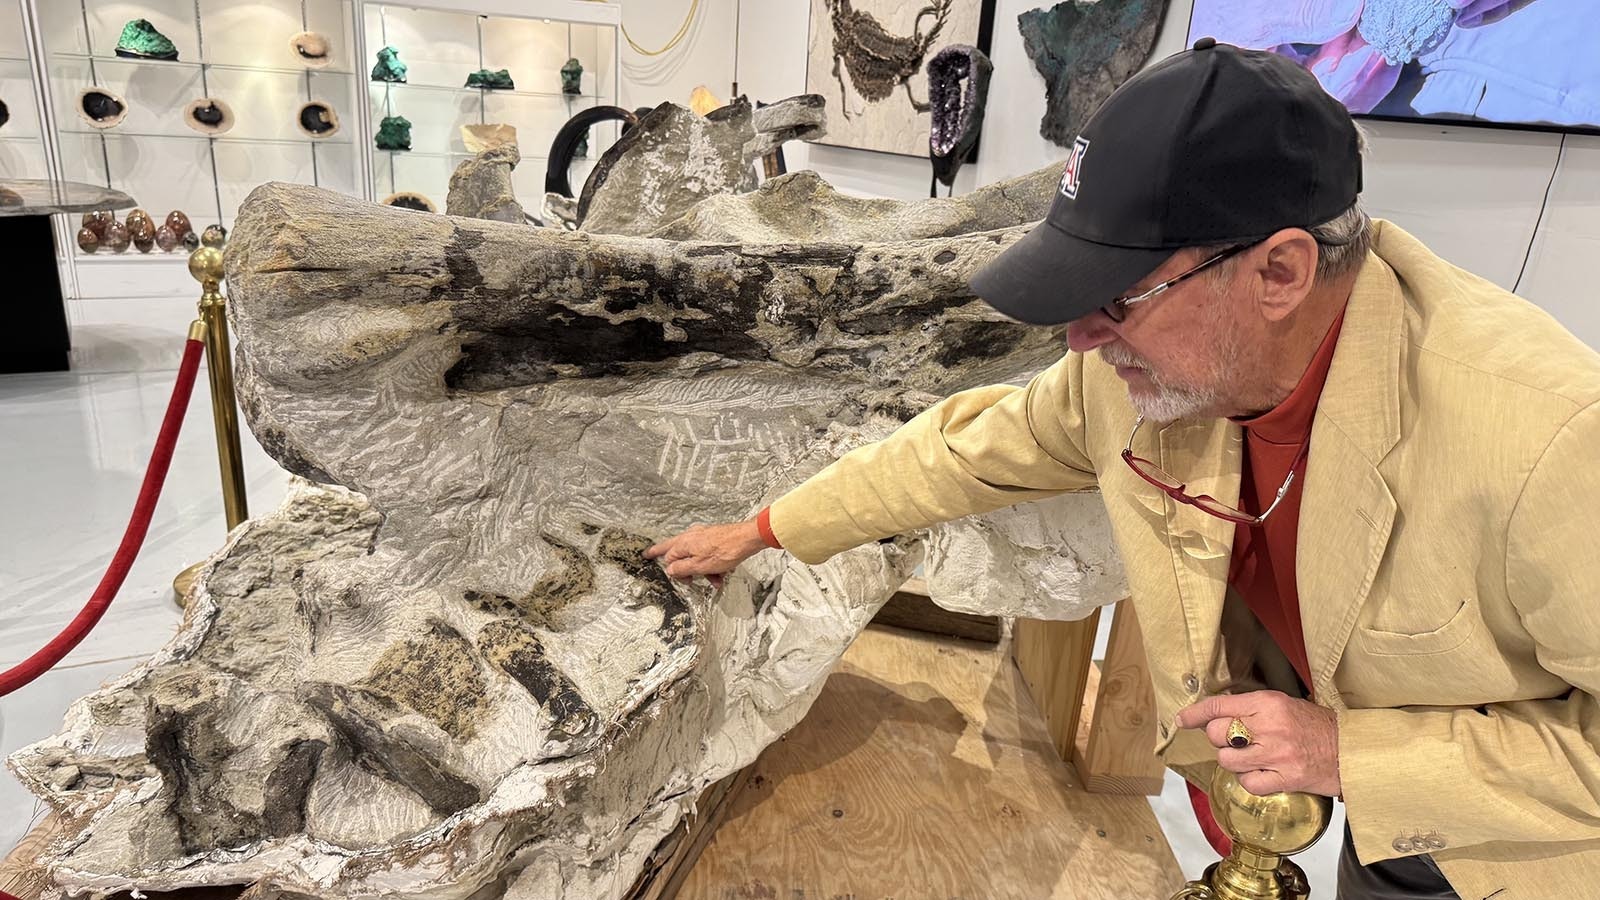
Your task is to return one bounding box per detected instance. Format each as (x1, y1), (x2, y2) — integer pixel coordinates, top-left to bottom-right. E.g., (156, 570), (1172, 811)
(380, 148), (549, 160)
(72, 251), (196, 263)
(0, 55), (29, 64)
(0, 134), (43, 143)
(54, 51), (356, 78)
(370, 81), (601, 102)
(59, 127), (355, 146)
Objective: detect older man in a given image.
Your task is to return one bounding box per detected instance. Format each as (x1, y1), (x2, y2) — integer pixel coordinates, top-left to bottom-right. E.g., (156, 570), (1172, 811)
(645, 39), (1600, 900)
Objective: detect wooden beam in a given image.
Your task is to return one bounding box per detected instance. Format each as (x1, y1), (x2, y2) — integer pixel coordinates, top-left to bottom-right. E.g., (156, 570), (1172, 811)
(870, 576), (1001, 643)
(626, 766), (754, 900)
(1012, 609), (1103, 764)
(1073, 602), (1165, 796)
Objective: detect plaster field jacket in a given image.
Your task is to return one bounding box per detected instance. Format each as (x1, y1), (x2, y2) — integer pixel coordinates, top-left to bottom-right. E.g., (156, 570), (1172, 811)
(767, 220), (1600, 899)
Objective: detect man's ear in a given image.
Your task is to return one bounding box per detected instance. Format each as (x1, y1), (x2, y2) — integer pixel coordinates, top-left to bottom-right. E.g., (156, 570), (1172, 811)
(1251, 228), (1318, 322)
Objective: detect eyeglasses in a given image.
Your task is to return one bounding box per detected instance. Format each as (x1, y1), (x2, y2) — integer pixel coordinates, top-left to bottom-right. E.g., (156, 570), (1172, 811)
(1103, 244), (1252, 323)
(1121, 416), (1307, 527)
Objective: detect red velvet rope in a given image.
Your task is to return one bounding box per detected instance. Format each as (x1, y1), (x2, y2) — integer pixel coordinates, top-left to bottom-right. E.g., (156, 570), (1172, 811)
(1188, 778), (1234, 857)
(0, 338), (206, 698)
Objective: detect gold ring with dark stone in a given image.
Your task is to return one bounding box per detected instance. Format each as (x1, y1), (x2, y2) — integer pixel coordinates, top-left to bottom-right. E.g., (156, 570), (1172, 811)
(1226, 717), (1252, 749)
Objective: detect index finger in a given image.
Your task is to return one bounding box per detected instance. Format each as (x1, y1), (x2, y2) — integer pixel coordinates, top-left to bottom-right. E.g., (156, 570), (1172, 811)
(1176, 694), (1254, 730)
(644, 538), (673, 559)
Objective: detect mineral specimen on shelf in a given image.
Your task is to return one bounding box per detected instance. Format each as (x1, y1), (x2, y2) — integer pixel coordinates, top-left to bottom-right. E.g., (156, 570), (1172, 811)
(182, 230), (200, 252)
(133, 234), (154, 253)
(82, 210), (113, 239)
(561, 57), (583, 95)
(114, 18), (179, 61)
(1018, 0), (1169, 147)
(461, 122), (516, 154)
(165, 209), (192, 238)
(75, 226), (98, 253)
(201, 224), (227, 248)
(371, 45), (407, 83)
(154, 223), (179, 252)
(466, 68), (515, 90)
(446, 145), (524, 223)
(10, 118), (1113, 900)
(0, 187), (19, 208)
(184, 97), (234, 135)
(381, 191), (436, 212)
(0, 98), (9, 131)
(290, 31), (333, 68)
(78, 88), (127, 129)
(375, 114), (412, 151)
(926, 44), (992, 195)
(125, 208), (154, 241)
(103, 221), (130, 253)
(297, 100), (340, 138)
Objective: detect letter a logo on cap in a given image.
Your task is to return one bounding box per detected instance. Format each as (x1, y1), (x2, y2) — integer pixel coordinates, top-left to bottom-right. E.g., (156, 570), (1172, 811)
(1060, 136), (1089, 199)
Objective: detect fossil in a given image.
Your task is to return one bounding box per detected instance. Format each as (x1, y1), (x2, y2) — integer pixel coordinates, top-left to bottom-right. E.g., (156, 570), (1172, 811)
(10, 106), (1123, 900)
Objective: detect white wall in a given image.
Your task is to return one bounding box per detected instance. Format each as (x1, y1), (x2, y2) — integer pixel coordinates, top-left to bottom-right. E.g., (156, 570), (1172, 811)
(732, 0), (1600, 350)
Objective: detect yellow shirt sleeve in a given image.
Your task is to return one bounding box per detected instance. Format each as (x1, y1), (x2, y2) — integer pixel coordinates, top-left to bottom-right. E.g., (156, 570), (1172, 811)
(768, 351), (1101, 564)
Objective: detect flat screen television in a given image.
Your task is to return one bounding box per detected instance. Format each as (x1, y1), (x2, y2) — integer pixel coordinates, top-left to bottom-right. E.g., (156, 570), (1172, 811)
(1186, 0), (1600, 133)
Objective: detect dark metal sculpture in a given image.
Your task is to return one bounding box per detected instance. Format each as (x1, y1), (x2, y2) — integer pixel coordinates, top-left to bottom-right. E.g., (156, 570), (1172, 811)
(926, 43), (992, 197)
(826, 0), (951, 117)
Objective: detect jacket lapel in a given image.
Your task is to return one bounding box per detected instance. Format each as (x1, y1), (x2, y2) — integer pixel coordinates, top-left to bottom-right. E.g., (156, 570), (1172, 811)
(1296, 227), (1405, 706)
(1158, 418), (1242, 685)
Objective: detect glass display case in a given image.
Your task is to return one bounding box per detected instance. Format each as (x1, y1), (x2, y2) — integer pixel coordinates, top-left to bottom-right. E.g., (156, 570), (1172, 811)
(362, 1), (621, 213)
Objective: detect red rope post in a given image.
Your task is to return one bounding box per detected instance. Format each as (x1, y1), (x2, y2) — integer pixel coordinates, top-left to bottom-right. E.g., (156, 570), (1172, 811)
(0, 337), (207, 697)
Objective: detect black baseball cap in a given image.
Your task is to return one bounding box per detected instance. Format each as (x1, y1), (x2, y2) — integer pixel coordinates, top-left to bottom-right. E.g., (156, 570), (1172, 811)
(970, 37), (1363, 325)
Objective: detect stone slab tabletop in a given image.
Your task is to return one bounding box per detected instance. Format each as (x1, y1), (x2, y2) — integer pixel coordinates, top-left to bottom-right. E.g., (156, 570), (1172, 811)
(0, 179), (136, 217)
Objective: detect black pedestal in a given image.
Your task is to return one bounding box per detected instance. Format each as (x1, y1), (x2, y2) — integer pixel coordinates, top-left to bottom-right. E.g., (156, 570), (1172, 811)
(0, 214), (70, 373)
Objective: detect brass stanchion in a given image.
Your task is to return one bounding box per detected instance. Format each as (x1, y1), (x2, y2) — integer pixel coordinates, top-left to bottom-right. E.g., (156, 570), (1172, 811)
(1170, 768), (1333, 900)
(172, 242), (249, 606)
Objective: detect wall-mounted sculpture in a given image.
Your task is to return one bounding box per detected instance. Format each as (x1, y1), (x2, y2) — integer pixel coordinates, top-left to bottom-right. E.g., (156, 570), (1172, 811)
(1019, 0), (1170, 147)
(925, 43), (992, 197)
(806, 0), (995, 157)
(10, 111), (1124, 900)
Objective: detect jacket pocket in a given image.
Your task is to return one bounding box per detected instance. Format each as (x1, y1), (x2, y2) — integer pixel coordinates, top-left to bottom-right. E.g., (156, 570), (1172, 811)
(1356, 596), (1478, 657)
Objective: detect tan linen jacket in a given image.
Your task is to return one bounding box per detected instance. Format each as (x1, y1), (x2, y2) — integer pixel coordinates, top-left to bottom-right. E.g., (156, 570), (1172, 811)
(768, 220), (1600, 898)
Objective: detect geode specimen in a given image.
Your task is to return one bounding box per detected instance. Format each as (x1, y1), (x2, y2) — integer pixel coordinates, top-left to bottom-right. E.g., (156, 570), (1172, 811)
(291, 31), (333, 68)
(184, 97), (234, 135)
(561, 57), (583, 95)
(1018, 0), (1170, 147)
(114, 18), (178, 60)
(375, 114), (412, 151)
(382, 191), (437, 213)
(0, 98), (9, 131)
(10, 109), (1123, 900)
(466, 68), (515, 90)
(297, 101), (340, 138)
(371, 46), (407, 83)
(78, 88), (126, 129)
(926, 44), (992, 195)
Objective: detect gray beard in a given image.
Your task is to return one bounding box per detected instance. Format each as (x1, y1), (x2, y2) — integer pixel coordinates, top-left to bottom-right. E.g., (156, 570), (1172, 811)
(1099, 342), (1236, 425)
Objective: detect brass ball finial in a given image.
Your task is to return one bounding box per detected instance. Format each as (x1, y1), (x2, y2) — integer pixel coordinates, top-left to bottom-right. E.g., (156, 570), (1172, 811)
(1209, 767), (1332, 856)
(188, 245), (224, 285)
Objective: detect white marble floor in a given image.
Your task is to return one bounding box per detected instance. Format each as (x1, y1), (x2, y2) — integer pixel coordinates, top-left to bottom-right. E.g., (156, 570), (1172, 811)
(0, 322), (1345, 892)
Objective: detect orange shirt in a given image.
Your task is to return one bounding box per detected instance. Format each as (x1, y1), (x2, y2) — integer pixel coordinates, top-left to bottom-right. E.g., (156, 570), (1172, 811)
(1227, 307), (1348, 690)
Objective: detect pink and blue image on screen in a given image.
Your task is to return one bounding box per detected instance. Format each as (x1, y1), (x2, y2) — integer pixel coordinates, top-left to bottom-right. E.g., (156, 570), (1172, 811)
(1187, 0), (1600, 130)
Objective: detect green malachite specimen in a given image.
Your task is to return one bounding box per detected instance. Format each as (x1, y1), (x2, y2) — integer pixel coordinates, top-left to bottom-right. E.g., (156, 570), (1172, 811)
(560, 58), (583, 95)
(375, 115), (412, 151)
(114, 19), (179, 61)
(465, 68), (514, 90)
(371, 46), (407, 83)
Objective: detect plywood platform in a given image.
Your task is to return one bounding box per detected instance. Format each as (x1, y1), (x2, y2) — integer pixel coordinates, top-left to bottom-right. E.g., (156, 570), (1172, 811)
(3, 626), (1181, 900)
(677, 625), (1184, 899)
